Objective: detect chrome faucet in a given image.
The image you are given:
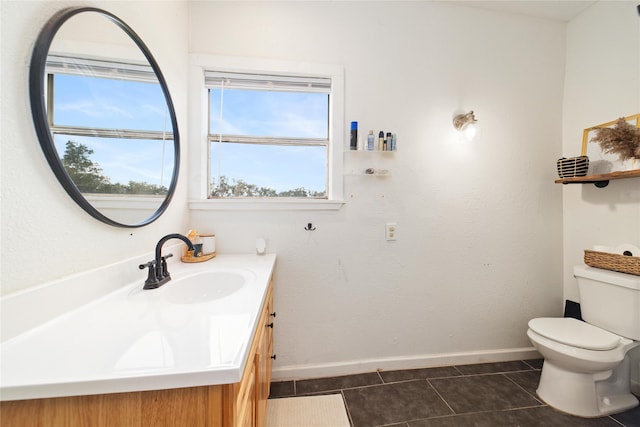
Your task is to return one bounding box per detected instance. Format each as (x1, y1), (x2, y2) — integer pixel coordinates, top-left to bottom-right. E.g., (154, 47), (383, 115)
(139, 233), (194, 290)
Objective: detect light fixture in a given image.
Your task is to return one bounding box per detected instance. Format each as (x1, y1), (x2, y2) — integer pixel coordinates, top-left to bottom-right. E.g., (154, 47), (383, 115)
(453, 110), (478, 140)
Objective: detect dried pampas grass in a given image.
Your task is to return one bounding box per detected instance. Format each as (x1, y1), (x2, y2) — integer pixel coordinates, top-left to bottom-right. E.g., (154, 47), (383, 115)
(591, 118), (640, 161)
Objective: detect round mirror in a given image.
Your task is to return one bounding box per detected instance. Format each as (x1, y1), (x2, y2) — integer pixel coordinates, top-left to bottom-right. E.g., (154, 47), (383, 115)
(30, 7), (179, 227)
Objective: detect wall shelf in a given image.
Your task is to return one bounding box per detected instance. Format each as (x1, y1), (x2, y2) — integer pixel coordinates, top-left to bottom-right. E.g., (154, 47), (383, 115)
(345, 150), (396, 154)
(344, 149), (395, 177)
(555, 169), (640, 188)
(345, 168), (391, 176)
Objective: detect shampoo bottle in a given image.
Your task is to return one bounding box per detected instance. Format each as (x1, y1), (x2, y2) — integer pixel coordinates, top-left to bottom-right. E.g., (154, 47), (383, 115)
(367, 130), (375, 151)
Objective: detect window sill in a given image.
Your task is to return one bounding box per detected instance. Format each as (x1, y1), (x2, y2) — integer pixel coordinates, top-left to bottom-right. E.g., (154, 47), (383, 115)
(188, 199), (345, 211)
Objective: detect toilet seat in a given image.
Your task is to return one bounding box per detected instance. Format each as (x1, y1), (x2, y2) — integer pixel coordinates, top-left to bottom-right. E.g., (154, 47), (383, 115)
(528, 317), (621, 351)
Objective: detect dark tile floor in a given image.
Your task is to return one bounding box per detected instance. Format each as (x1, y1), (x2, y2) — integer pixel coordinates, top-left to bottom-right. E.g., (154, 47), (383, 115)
(269, 359), (640, 427)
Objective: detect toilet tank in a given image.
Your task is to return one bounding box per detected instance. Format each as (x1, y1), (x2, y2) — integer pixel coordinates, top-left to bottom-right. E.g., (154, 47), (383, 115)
(574, 264), (640, 340)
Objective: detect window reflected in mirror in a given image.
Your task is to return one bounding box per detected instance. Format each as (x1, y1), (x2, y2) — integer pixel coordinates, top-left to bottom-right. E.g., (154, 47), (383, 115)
(30, 7), (180, 227)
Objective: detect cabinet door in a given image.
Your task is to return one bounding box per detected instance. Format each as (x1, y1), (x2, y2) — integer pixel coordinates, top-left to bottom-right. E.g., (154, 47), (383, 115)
(265, 284), (275, 388)
(236, 362), (256, 427)
(243, 377), (256, 427)
(255, 330), (267, 427)
(255, 281), (274, 427)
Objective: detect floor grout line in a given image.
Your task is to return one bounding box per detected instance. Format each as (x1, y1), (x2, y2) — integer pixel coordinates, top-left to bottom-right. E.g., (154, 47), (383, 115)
(339, 389), (355, 427)
(375, 369), (384, 384)
(426, 378), (457, 416)
(452, 365), (465, 376)
(502, 371), (544, 405)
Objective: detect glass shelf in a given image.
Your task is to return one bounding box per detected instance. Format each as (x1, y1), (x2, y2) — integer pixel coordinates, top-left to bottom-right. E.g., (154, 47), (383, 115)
(345, 168), (391, 176)
(345, 150), (396, 154)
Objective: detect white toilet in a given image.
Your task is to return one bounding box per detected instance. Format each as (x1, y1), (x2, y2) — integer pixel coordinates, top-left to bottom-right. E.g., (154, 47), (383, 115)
(527, 264), (640, 418)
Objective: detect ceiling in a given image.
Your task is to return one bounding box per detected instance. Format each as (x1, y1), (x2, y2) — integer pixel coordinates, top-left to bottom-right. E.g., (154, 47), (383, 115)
(454, 0), (598, 22)
(190, 1), (599, 23)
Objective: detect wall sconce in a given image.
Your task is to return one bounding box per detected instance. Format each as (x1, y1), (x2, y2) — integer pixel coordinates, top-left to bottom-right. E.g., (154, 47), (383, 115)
(453, 110), (478, 140)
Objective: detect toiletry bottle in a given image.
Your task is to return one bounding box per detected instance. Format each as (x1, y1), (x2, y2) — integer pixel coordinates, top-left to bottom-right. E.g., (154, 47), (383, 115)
(391, 133), (397, 151)
(378, 131), (384, 151)
(350, 121), (358, 150)
(385, 132), (392, 151)
(367, 130), (374, 151)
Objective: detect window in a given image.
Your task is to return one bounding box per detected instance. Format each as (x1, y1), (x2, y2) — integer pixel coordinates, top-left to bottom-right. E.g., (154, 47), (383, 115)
(189, 55), (344, 209)
(207, 71), (331, 199)
(46, 55), (174, 195)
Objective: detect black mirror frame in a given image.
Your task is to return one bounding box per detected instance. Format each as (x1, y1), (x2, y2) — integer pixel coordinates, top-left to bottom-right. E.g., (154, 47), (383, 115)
(29, 7), (180, 228)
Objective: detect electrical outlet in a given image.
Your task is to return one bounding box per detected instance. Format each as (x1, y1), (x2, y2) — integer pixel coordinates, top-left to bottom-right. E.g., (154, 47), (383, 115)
(385, 223), (397, 241)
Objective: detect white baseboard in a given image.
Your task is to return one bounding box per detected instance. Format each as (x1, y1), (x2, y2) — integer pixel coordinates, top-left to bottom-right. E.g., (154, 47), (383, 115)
(271, 347), (541, 381)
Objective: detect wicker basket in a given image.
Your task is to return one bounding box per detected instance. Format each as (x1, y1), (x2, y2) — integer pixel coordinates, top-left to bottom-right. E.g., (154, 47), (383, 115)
(584, 250), (640, 276)
(557, 156), (589, 178)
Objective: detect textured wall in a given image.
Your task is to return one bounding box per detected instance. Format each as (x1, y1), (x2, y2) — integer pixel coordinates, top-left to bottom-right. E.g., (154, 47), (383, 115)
(188, 1), (565, 377)
(0, 1), (190, 295)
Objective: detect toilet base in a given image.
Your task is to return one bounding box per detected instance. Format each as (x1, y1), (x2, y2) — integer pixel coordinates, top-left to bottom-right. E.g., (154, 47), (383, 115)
(537, 359), (639, 417)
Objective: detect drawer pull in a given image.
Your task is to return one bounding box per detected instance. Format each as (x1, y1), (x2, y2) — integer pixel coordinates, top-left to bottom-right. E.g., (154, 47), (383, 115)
(271, 354), (277, 360)
(270, 312), (277, 318)
(266, 322), (274, 328)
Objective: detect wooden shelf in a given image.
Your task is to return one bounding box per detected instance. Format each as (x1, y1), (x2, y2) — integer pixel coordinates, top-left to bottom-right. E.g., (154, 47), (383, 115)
(555, 169), (640, 188)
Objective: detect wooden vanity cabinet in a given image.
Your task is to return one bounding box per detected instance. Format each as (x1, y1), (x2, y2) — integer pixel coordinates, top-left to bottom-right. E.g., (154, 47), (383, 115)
(0, 278), (275, 427)
(256, 280), (275, 426)
(228, 277), (274, 427)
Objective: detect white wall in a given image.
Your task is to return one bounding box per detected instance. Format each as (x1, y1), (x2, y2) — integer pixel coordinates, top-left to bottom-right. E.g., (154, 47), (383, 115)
(10, 0), (618, 381)
(0, 1), (190, 295)
(188, 1), (565, 378)
(562, 1), (640, 302)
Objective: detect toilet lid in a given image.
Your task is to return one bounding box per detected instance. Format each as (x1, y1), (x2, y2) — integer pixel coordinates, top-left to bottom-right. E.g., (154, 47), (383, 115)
(528, 317), (621, 351)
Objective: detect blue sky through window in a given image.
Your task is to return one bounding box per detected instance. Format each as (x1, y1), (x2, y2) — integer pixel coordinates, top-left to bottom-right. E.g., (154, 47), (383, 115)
(209, 89), (329, 195)
(210, 143), (327, 194)
(209, 89), (328, 139)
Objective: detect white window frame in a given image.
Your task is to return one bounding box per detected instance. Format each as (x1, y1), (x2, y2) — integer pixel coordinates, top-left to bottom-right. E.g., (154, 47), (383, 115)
(188, 54), (344, 211)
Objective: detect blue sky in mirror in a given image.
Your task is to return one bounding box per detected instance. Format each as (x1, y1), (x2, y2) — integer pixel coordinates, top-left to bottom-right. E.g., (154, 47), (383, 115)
(209, 89), (329, 194)
(53, 74), (174, 188)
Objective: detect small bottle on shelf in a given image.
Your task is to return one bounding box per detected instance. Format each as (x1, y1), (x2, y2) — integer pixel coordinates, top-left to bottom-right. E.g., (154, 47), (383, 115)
(367, 130), (375, 151)
(350, 121), (358, 150)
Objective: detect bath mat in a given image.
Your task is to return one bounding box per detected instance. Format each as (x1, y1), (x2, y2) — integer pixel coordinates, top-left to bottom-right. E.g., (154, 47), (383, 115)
(266, 394), (350, 427)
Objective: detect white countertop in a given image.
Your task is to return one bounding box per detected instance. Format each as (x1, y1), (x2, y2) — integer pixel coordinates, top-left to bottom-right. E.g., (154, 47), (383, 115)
(0, 254), (276, 401)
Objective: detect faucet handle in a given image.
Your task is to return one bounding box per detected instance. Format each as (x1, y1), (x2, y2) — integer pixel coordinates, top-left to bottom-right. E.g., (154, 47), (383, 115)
(138, 260), (156, 270)
(158, 253), (174, 281)
(139, 260), (160, 289)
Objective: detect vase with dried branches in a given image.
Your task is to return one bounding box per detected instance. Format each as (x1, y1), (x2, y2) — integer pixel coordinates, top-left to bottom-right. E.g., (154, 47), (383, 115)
(590, 118), (640, 164)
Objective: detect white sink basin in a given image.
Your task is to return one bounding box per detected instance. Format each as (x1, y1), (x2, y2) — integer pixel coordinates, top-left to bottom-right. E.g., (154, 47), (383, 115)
(162, 270), (251, 304)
